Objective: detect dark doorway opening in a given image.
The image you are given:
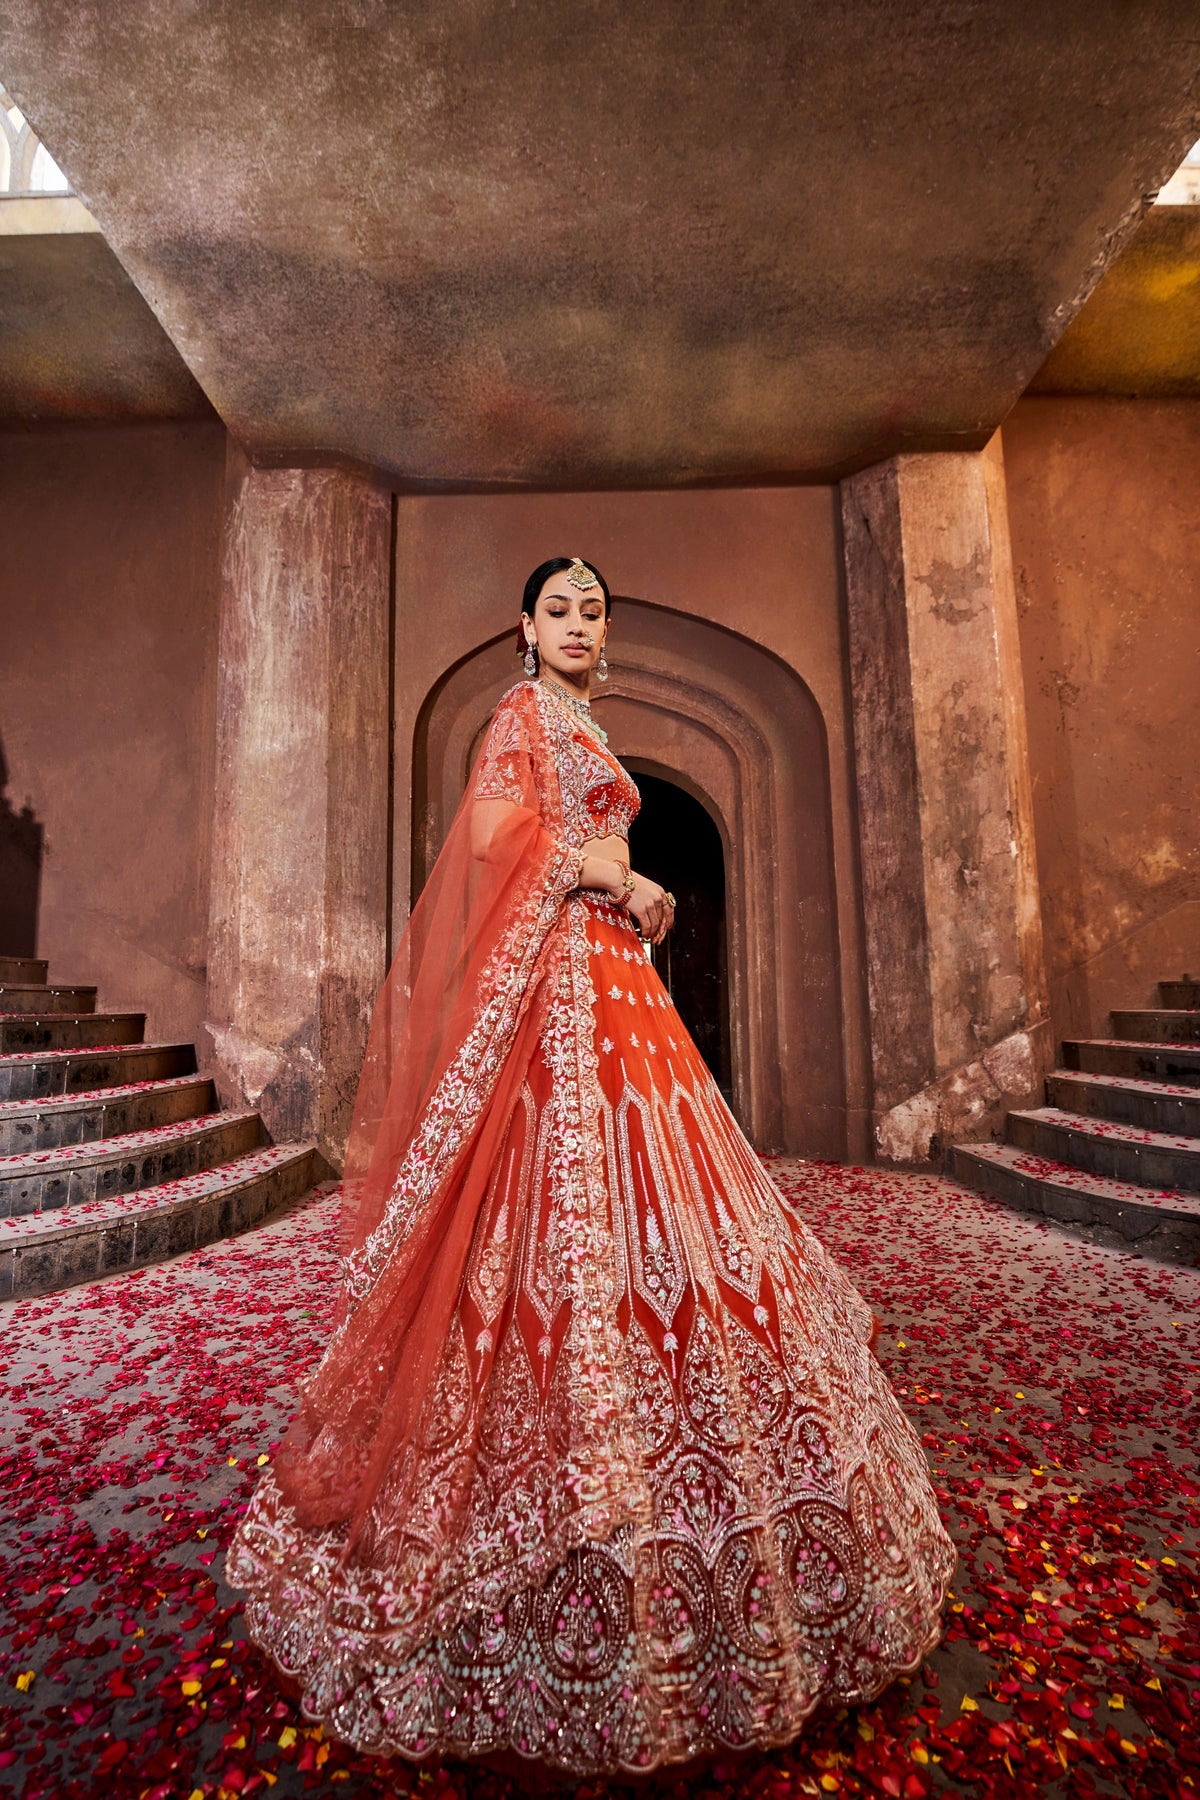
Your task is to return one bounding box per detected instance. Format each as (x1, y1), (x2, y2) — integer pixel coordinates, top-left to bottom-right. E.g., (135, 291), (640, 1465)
(626, 768), (732, 1104)
(0, 738), (42, 956)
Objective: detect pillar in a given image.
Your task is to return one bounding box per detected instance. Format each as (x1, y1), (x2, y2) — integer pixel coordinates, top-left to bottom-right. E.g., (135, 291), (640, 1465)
(203, 451), (392, 1171)
(840, 435), (1050, 1161)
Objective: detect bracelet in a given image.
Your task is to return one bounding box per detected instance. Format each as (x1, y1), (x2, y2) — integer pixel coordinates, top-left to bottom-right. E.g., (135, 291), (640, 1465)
(613, 860), (637, 907)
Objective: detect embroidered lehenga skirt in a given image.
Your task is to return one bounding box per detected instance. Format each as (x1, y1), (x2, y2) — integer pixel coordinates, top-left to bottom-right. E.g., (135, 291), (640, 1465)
(227, 678), (955, 1775)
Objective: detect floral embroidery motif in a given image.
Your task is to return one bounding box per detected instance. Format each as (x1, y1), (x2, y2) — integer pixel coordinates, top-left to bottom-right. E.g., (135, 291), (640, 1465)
(227, 679), (954, 1778)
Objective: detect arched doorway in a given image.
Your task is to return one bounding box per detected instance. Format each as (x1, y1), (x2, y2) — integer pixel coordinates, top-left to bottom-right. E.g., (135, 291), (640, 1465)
(626, 768), (732, 1105)
(405, 597), (848, 1158)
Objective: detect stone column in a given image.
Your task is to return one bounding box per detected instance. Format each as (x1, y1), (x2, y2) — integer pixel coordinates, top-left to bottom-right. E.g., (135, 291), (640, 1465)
(203, 451), (392, 1171)
(840, 435), (1050, 1162)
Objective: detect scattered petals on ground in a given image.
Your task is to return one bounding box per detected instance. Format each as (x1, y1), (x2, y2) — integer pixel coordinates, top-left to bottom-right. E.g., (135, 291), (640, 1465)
(1, 1162), (1196, 1798)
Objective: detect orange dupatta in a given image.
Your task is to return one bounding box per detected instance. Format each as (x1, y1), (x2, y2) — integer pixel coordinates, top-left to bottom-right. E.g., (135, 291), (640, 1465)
(271, 682), (584, 1542)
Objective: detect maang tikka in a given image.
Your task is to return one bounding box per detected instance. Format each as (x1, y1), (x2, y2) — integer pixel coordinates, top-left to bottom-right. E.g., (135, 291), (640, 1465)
(566, 557), (599, 591)
(566, 557), (608, 677)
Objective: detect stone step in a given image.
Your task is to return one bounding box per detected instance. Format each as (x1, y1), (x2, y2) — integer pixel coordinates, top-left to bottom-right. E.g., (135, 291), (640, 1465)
(0, 957), (48, 984)
(1044, 1068), (1200, 1138)
(1110, 1008), (1200, 1045)
(0, 1143), (317, 1300)
(1160, 978), (1200, 1009)
(1007, 1105), (1200, 1194)
(948, 1141), (1200, 1267)
(0, 1109), (267, 1219)
(0, 983), (97, 1016)
(1060, 1038), (1200, 1088)
(0, 1012), (145, 1054)
(0, 1075), (216, 1155)
(0, 1041), (197, 1104)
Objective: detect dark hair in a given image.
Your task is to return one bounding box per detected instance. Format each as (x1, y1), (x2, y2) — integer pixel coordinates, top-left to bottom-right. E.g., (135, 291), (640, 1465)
(515, 556), (611, 663)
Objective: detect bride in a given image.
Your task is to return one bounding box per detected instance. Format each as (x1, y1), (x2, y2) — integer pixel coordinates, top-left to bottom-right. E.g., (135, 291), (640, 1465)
(227, 555), (955, 1775)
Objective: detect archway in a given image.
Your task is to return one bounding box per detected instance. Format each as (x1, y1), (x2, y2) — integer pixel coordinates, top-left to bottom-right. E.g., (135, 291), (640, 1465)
(407, 597), (847, 1158)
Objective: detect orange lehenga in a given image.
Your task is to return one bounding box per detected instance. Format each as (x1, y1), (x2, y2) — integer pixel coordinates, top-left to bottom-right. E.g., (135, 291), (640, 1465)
(227, 676), (954, 1775)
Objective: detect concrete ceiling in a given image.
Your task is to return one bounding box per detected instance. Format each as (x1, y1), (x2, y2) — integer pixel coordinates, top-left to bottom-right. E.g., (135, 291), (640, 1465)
(1028, 205), (1200, 396)
(1, 1), (1199, 488)
(0, 208), (213, 424)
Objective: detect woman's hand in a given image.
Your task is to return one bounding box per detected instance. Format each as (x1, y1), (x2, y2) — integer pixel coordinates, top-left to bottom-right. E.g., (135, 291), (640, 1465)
(578, 837), (675, 943)
(627, 872), (674, 945)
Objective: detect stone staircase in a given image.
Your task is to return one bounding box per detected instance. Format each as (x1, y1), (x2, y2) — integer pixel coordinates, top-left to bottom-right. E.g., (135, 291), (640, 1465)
(951, 976), (1200, 1266)
(0, 955), (316, 1301)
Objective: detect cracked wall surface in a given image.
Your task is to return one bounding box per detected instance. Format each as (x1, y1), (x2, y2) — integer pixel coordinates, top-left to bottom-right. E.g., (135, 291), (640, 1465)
(841, 440), (1050, 1161)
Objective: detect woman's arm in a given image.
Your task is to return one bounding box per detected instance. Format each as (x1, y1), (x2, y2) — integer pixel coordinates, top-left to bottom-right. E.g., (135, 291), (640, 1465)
(579, 834), (675, 944)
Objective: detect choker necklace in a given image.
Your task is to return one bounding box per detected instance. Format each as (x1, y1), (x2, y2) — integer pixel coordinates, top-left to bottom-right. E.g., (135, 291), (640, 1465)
(537, 674), (609, 745)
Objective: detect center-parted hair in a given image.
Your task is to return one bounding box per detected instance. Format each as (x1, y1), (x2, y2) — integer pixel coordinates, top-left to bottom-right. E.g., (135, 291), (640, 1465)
(515, 556), (611, 663)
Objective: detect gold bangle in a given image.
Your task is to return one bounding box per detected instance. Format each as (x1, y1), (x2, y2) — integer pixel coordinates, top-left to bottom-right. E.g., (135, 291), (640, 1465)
(614, 859), (636, 905)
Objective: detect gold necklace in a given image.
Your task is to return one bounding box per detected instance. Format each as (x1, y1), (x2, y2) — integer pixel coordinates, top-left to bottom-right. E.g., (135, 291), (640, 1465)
(538, 674), (609, 745)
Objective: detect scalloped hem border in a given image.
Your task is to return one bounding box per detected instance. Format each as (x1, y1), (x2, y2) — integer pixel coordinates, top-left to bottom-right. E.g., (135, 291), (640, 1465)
(229, 1534), (958, 1778)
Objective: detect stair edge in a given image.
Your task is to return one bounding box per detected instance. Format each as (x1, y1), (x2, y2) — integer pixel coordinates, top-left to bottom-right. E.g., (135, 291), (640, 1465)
(0, 1144), (318, 1300)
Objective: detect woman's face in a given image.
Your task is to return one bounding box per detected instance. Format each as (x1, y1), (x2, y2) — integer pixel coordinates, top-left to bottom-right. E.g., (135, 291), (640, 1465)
(524, 571), (607, 684)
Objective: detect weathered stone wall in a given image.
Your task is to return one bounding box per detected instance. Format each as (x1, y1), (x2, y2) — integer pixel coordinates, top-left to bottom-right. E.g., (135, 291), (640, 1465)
(840, 440), (1051, 1162)
(0, 419), (225, 1044)
(1002, 395), (1200, 1040)
(7, 405), (1192, 1173)
(203, 453), (393, 1170)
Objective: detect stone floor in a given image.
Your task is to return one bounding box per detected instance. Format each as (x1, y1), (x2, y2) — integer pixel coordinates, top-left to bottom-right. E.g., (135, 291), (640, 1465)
(1, 1162), (1196, 1799)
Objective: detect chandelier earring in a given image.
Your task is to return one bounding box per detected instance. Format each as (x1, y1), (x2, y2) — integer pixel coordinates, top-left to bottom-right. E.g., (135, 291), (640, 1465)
(596, 641), (609, 683)
(523, 632), (538, 677)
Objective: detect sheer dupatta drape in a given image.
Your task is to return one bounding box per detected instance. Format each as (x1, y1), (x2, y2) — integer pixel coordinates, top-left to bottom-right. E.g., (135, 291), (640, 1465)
(271, 685), (583, 1543)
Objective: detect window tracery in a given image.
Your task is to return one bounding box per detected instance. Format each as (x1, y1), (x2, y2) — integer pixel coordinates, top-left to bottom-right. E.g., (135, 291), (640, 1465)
(1, 83), (72, 195)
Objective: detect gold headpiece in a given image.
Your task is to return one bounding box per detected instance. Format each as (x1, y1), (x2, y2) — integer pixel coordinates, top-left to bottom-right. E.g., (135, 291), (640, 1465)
(566, 557), (599, 591)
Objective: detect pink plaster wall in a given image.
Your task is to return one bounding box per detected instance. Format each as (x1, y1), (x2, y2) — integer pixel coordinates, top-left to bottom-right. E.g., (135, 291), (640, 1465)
(1001, 397), (1200, 1041)
(0, 421), (225, 1044)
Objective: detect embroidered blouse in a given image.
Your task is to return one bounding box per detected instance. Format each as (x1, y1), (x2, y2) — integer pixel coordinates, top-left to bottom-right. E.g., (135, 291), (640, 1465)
(475, 679), (641, 849)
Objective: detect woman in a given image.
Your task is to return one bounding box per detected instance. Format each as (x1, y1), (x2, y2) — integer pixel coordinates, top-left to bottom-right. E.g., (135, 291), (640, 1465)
(227, 555), (955, 1776)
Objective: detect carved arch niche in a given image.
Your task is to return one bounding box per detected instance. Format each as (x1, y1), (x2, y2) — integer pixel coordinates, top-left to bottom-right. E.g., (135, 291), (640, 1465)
(410, 599), (846, 1159)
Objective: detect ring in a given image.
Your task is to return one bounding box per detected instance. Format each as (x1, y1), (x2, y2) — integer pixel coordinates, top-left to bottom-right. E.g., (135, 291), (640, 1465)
(664, 892), (676, 907)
